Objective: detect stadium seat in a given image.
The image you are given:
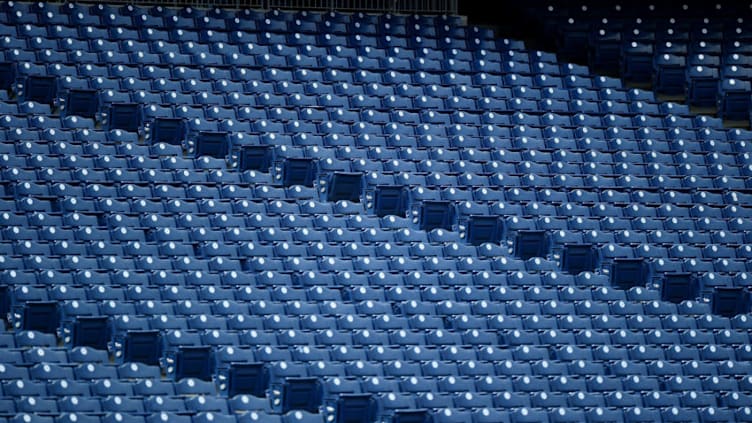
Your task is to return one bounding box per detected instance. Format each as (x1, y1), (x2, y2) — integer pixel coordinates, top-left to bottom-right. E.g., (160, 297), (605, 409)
(561, 244), (598, 274)
(62, 89), (99, 118)
(514, 231), (550, 260)
(392, 409), (433, 423)
(282, 158), (317, 187)
(22, 75), (58, 105)
(238, 146), (274, 172)
(686, 66), (720, 108)
(661, 273), (696, 303)
(281, 377), (322, 413)
(718, 79), (752, 120)
(419, 201), (455, 231)
(195, 131), (230, 159)
(70, 316), (109, 350)
(712, 287), (751, 317)
(327, 172), (363, 202)
(373, 186), (409, 217)
(21, 301), (59, 334)
(172, 346), (214, 381)
(106, 103), (143, 132)
(611, 259), (650, 290)
(653, 54), (687, 96)
(123, 330), (162, 366)
(466, 215), (505, 246)
(148, 117), (187, 146)
(335, 394), (376, 423)
(0, 61), (16, 92)
(226, 363), (269, 398)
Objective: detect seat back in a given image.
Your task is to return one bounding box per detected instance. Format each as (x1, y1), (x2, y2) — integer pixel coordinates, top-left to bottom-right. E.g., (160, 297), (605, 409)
(661, 273), (695, 303)
(195, 131), (230, 159)
(124, 330), (161, 366)
(514, 230), (549, 260)
(373, 185), (408, 217)
(327, 172), (363, 202)
(24, 75), (57, 104)
(150, 117), (187, 146)
(281, 377), (321, 413)
(712, 287), (751, 317)
(72, 316), (109, 350)
(466, 215), (504, 245)
(0, 285), (8, 323)
(175, 346), (214, 381)
(0, 62), (15, 91)
(228, 362), (268, 398)
(283, 158), (317, 187)
(22, 301), (59, 334)
(107, 103), (142, 132)
(419, 201), (455, 231)
(238, 145), (274, 172)
(64, 89), (99, 118)
(610, 258), (649, 290)
(561, 244), (597, 274)
(393, 409), (433, 423)
(335, 394), (376, 423)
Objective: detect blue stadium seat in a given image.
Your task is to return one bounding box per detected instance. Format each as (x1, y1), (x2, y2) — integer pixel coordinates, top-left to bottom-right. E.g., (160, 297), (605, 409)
(105, 103), (143, 132)
(712, 287), (751, 317)
(22, 75), (58, 105)
(419, 201), (455, 231)
(719, 79), (752, 120)
(687, 65), (720, 108)
(334, 394), (376, 423)
(70, 316), (109, 350)
(148, 117), (187, 146)
(280, 377), (322, 414)
(514, 231), (550, 260)
(610, 259), (650, 290)
(466, 215), (504, 246)
(20, 301), (59, 334)
(122, 330), (161, 366)
(392, 409), (433, 423)
(61, 89), (98, 118)
(561, 244), (598, 274)
(373, 185), (408, 218)
(170, 346), (214, 381)
(661, 273), (696, 303)
(282, 158), (317, 187)
(195, 131), (230, 159)
(225, 363), (268, 398)
(327, 172), (363, 203)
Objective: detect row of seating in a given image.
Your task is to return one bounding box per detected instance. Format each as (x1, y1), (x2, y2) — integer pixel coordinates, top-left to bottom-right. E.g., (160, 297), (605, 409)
(8, 149), (752, 174)
(4, 133), (751, 160)
(0, 411), (335, 423)
(0, 282), (715, 305)
(3, 180), (752, 204)
(0, 410), (327, 423)
(4, 345), (752, 401)
(0, 2), (455, 21)
(0, 407), (751, 423)
(0, 8), (471, 35)
(523, 1), (752, 120)
(5, 335), (752, 364)
(6, 160), (752, 183)
(2, 47), (536, 73)
(0, 105), (732, 132)
(3, 111), (734, 135)
(0, 2), (750, 422)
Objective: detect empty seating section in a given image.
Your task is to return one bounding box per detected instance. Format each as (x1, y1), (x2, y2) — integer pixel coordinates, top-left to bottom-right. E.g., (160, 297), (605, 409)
(0, 1), (749, 423)
(523, 1), (752, 121)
